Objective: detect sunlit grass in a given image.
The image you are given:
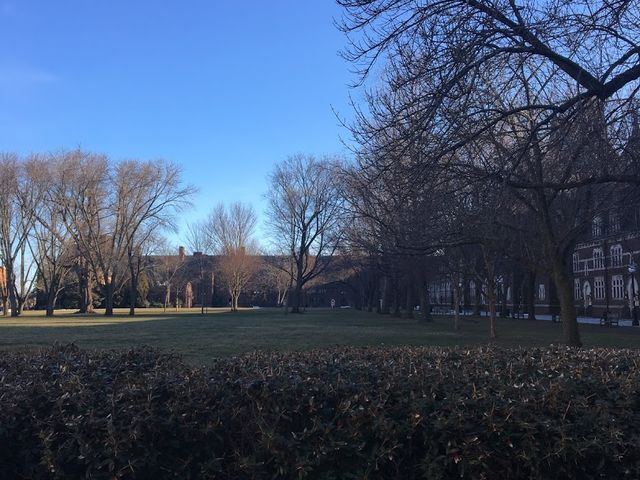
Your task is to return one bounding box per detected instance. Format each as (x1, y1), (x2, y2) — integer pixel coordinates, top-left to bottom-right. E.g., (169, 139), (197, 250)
(0, 308), (638, 365)
(3, 308), (235, 326)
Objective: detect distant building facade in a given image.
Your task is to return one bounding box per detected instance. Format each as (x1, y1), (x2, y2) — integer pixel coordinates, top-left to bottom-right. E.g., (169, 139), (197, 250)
(426, 202), (640, 319)
(572, 204), (640, 317)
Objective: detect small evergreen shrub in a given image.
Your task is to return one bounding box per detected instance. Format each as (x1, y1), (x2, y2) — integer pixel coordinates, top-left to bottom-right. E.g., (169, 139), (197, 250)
(0, 344), (638, 479)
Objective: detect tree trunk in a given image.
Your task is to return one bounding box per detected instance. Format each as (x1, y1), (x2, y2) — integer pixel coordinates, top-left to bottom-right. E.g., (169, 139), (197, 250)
(473, 281), (481, 316)
(104, 281), (114, 316)
(17, 250), (25, 315)
(552, 259), (582, 346)
(16, 294), (24, 315)
(366, 286), (374, 312)
(526, 270), (537, 321)
(453, 278), (461, 331)
(404, 286), (414, 319)
(129, 276), (137, 316)
(284, 286), (291, 315)
(8, 269), (18, 317)
(290, 283), (303, 313)
(482, 247), (497, 339)
(289, 255), (305, 313)
(2, 297), (7, 316)
(45, 287), (58, 317)
(488, 293), (497, 339)
(392, 285), (401, 317)
(379, 276), (389, 314)
(485, 282), (497, 338)
(418, 280), (432, 322)
(278, 287), (287, 307)
(128, 258), (138, 316)
(78, 266), (94, 314)
(290, 262), (304, 313)
(201, 282), (206, 315)
(229, 288), (238, 312)
(500, 280), (508, 317)
(164, 284), (170, 312)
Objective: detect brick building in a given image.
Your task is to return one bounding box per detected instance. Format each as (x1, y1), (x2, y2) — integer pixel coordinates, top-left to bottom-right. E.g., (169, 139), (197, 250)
(572, 205), (640, 318)
(426, 204), (640, 320)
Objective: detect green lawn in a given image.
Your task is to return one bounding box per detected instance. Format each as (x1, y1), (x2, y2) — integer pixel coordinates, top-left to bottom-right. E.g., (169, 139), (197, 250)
(0, 307), (638, 365)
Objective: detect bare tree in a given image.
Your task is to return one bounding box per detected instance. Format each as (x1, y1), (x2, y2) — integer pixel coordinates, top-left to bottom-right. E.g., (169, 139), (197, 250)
(183, 222), (218, 313)
(266, 154), (346, 313)
(50, 151), (123, 315)
(148, 239), (185, 312)
(339, 0), (640, 151)
(51, 152), (193, 316)
(0, 154), (39, 316)
(115, 159), (194, 316)
(263, 256), (294, 307)
(342, 139), (451, 322)
(184, 220), (213, 254)
(205, 202), (258, 311)
(26, 157), (73, 316)
(339, 0), (640, 346)
(0, 267), (6, 314)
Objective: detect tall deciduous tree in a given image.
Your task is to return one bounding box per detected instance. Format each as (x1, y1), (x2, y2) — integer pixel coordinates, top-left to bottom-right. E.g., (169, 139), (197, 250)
(114, 159), (194, 316)
(339, 0), (640, 345)
(51, 151), (120, 315)
(0, 153), (39, 316)
(27, 156), (73, 316)
(266, 154), (346, 313)
(149, 239), (185, 312)
(205, 202), (258, 311)
(52, 151), (193, 316)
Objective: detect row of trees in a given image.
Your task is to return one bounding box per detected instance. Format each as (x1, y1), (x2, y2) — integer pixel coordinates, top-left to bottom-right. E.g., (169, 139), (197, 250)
(0, 149), (348, 318)
(336, 0), (640, 346)
(8, 0), (640, 352)
(0, 151), (193, 317)
(184, 154), (347, 313)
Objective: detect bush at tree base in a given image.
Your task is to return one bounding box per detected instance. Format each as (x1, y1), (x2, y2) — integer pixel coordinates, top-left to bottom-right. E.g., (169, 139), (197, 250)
(0, 344), (638, 479)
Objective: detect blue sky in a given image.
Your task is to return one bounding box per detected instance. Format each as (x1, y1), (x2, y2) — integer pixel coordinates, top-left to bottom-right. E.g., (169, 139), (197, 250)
(0, 1), (357, 247)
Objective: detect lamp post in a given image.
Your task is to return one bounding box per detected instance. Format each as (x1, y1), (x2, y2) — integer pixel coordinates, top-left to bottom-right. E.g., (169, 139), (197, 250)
(629, 263), (638, 326)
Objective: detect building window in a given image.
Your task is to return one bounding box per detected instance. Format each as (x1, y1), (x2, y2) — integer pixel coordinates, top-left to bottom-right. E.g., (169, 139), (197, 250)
(592, 216), (603, 237)
(438, 281), (451, 303)
(612, 275), (624, 299)
(573, 252), (580, 272)
(429, 282), (437, 303)
(593, 248), (604, 269)
(594, 277), (605, 300)
(609, 211), (620, 234)
(538, 284), (545, 301)
(610, 244), (623, 267)
(574, 279), (582, 300)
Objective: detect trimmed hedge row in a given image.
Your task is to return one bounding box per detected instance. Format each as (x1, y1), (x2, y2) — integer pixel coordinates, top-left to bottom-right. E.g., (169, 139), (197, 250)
(0, 344), (639, 479)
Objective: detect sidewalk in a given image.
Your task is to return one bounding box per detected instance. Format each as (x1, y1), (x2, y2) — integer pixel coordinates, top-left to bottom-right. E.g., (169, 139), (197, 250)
(441, 310), (638, 327)
(533, 313), (636, 327)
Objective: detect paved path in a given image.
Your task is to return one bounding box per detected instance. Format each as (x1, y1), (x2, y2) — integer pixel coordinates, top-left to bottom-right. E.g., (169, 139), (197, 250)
(441, 310), (638, 327)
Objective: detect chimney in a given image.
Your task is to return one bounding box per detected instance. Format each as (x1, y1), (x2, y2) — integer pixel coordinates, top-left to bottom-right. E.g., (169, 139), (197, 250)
(178, 246), (185, 261)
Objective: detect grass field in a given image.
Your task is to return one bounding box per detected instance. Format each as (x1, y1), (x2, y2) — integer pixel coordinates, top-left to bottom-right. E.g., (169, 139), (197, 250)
(0, 307), (638, 365)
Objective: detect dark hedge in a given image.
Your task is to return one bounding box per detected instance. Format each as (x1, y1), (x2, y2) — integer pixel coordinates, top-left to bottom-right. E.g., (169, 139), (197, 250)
(0, 344), (639, 479)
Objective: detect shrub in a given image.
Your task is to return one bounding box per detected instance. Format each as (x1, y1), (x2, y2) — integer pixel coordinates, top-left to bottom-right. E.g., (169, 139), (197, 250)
(0, 345), (639, 479)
